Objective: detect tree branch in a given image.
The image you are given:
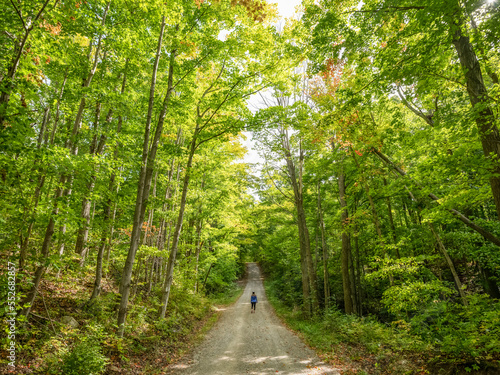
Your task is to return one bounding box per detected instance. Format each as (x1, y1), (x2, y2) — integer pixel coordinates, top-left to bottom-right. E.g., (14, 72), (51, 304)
(194, 118), (241, 149)
(197, 60), (227, 118)
(344, 6), (426, 15)
(9, 0), (26, 30)
(172, 52), (212, 90)
(264, 162), (294, 202)
(396, 85), (434, 126)
(32, 0), (52, 30)
(2, 30), (18, 41)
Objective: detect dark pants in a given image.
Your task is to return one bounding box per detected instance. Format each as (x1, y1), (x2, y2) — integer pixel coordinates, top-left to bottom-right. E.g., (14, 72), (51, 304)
(251, 302), (256, 310)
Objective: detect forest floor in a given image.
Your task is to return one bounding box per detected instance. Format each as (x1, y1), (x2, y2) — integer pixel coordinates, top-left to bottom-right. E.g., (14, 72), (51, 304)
(164, 262), (339, 375)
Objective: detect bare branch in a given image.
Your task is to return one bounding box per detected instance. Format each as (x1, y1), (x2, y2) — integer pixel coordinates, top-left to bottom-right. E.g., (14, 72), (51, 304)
(2, 30), (17, 41)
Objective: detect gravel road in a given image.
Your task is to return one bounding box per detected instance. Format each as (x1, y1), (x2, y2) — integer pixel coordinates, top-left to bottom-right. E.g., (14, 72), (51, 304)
(167, 262), (339, 375)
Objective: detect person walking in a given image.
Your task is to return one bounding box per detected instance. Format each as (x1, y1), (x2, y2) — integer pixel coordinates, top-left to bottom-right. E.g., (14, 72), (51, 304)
(250, 292), (258, 313)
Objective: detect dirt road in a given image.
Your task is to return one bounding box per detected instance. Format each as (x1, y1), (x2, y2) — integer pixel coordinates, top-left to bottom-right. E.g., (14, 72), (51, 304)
(167, 263), (339, 375)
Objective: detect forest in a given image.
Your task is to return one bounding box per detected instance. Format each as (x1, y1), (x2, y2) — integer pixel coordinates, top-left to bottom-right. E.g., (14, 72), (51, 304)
(1, 0), (499, 374)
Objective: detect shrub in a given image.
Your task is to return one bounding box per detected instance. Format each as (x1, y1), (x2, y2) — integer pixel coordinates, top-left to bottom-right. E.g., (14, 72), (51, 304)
(409, 294), (500, 363)
(61, 339), (108, 375)
(381, 280), (455, 317)
(322, 308), (427, 354)
(54, 323), (109, 375)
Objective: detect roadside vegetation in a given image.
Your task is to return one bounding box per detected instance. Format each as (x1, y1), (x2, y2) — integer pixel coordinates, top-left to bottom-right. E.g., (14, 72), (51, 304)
(265, 280), (500, 375)
(1, 261), (243, 374)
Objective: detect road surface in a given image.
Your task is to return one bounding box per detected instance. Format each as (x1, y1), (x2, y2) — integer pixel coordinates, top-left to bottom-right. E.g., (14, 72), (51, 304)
(167, 262), (339, 375)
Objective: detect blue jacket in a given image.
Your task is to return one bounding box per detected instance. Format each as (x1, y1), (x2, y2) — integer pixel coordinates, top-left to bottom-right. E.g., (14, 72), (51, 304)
(251, 295), (257, 303)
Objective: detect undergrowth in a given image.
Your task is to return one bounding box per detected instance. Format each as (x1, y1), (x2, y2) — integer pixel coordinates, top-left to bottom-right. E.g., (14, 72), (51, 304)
(0, 266), (243, 375)
(264, 279), (500, 375)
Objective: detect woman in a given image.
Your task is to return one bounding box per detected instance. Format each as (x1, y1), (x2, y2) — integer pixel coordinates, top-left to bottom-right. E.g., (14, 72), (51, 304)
(250, 292), (258, 313)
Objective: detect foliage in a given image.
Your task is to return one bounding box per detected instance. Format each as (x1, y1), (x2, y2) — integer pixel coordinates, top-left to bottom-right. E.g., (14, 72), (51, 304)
(381, 280), (455, 317)
(409, 295), (500, 363)
(61, 337), (109, 375)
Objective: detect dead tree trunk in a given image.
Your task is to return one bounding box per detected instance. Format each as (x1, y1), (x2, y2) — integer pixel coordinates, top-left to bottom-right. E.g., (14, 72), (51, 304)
(429, 223), (467, 306)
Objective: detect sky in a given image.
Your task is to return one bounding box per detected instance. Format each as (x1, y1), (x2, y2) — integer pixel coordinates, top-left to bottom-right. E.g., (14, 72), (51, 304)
(241, 0), (303, 166)
(273, 0), (303, 19)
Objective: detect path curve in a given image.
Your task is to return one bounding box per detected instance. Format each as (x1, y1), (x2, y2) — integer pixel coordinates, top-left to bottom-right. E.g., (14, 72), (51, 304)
(167, 262), (339, 375)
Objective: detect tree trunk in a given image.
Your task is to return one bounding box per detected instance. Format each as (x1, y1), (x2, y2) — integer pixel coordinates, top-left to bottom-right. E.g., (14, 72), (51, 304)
(20, 69), (68, 271)
(428, 223), (468, 305)
(0, 0), (52, 125)
(157, 128), (183, 250)
(348, 243), (358, 314)
(202, 263), (214, 291)
(281, 131), (317, 315)
(338, 170), (354, 314)
(317, 181), (330, 308)
(37, 107), (51, 148)
(159, 134), (197, 318)
(194, 219), (204, 293)
(354, 224), (363, 315)
(383, 178), (399, 258)
(50, 69), (69, 144)
(75, 103), (103, 257)
(56, 174), (74, 259)
(352, 150), (383, 242)
(19, 176), (65, 319)
(88, 201), (110, 303)
(106, 201), (118, 270)
(103, 62), (128, 273)
(57, 3), (111, 260)
(19, 173), (46, 272)
(147, 257), (156, 295)
(69, 2), (110, 156)
(451, 20), (500, 220)
(17, 29), (106, 311)
(117, 17), (169, 335)
(88, 90), (124, 303)
(142, 171), (158, 246)
(481, 266), (500, 299)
